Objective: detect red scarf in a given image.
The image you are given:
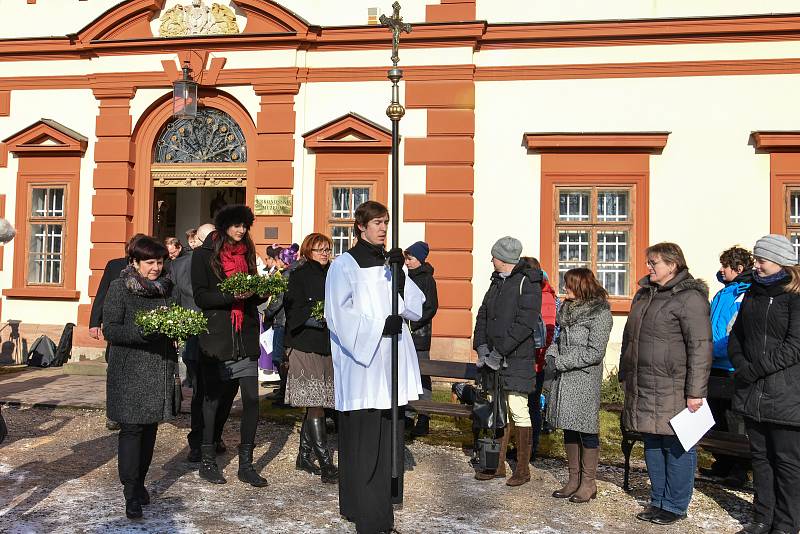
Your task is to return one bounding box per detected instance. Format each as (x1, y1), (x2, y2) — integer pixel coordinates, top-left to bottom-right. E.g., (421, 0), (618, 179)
(220, 240), (249, 332)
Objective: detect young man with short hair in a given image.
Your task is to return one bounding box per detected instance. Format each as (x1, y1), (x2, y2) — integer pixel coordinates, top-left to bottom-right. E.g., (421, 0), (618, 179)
(325, 200), (425, 534)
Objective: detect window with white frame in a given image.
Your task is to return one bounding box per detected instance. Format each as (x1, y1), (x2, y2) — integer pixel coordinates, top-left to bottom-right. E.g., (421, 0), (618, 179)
(556, 187), (634, 297)
(328, 184), (373, 257)
(787, 188), (800, 262)
(27, 185), (66, 285)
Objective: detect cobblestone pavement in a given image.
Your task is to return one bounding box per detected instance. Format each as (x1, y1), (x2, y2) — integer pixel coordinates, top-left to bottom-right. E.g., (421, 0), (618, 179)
(0, 405), (753, 534)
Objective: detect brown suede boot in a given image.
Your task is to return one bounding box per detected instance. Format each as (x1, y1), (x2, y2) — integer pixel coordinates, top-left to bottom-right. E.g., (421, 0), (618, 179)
(475, 425), (511, 480)
(552, 442), (581, 498)
(506, 426), (532, 487)
(570, 445), (599, 503)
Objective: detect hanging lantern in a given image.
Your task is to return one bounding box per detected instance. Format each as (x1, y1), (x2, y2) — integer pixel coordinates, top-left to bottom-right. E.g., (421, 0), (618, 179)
(172, 62), (198, 119)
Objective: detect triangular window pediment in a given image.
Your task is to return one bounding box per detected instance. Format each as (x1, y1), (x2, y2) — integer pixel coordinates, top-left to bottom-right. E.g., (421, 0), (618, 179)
(3, 120), (87, 155)
(303, 113), (392, 151)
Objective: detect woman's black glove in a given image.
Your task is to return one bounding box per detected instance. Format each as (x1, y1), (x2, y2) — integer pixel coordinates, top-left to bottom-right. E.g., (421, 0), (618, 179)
(382, 314), (403, 336)
(304, 316), (326, 329)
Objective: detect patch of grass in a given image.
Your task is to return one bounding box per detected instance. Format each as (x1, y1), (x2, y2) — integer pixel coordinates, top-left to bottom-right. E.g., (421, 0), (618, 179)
(600, 368), (625, 406)
(0, 365), (27, 375)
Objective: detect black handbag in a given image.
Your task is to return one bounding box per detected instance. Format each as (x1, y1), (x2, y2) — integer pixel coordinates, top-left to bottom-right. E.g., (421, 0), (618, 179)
(472, 370), (507, 430)
(172, 374), (182, 417)
(473, 369), (506, 472)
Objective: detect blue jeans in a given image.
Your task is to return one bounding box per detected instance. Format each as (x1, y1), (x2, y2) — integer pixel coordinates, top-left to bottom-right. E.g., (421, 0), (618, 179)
(271, 325), (286, 365)
(643, 433), (697, 515)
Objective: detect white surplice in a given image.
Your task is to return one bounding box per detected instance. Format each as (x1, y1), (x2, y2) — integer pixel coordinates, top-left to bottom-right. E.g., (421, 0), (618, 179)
(325, 252), (425, 412)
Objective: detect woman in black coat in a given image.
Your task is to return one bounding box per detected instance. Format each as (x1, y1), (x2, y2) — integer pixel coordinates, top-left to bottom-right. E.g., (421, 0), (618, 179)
(729, 235), (800, 534)
(103, 236), (176, 520)
(191, 205), (267, 488)
(283, 233), (337, 483)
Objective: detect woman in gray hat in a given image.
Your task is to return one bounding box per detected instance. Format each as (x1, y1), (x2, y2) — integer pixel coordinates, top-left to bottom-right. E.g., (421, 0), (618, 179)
(729, 234), (800, 534)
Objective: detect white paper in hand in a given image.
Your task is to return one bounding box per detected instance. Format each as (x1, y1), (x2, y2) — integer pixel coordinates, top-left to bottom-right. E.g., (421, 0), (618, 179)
(669, 399), (715, 452)
(259, 327), (274, 356)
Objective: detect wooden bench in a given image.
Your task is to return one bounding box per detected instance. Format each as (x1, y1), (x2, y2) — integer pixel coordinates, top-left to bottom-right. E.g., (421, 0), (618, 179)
(621, 374), (751, 490)
(408, 359), (477, 419)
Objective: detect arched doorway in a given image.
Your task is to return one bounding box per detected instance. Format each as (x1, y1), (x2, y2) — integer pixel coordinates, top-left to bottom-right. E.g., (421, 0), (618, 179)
(131, 90), (258, 236)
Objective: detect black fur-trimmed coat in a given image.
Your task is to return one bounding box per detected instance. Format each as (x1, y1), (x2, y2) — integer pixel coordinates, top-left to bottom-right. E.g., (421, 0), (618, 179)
(620, 270), (712, 435)
(103, 278), (177, 424)
(545, 298), (613, 434)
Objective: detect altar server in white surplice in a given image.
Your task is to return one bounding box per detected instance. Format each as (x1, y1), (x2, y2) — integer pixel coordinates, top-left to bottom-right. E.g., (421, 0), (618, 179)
(325, 200), (424, 534)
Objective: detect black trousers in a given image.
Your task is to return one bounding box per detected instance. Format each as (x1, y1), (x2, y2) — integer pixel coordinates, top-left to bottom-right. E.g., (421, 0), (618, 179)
(745, 418), (800, 532)
(118, 422), (158, 499)
(338, 409), (405, 534)
(186, 358), (232, 450)
(199, 359), (260, 446)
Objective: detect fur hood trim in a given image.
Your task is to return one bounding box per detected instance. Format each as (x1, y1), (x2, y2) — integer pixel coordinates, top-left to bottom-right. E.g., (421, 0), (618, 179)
(557, 298), (610, 326)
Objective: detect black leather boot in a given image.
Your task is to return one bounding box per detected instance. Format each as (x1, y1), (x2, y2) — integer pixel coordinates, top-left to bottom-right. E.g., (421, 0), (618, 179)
(123, 485), (142, 519)
(237, 443), (269, 487)
(296, 418), (321, 475)
(308, 417), (338, 484)
(199, 444), (226, 484)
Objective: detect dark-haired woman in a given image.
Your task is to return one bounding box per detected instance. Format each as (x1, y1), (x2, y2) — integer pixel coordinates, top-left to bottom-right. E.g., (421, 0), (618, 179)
(545, 268), (612, 503)
(284, 232), (338, 484)
(729, 235), (800, 534)
(621, 242), (712, 525)
(191, 204), (268, 487)
(104, 236), (177, 519)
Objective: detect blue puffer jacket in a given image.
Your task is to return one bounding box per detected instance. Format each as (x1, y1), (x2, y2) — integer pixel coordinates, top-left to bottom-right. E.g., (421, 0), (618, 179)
(710, 270), (753, 371)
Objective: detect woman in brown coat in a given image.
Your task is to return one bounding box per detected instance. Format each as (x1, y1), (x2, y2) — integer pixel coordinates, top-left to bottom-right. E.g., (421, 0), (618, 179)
(620, 242), (712, 525)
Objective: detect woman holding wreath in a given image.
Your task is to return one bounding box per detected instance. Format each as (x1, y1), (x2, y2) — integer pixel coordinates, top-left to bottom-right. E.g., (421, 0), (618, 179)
(284, 232), (338, 484)
(191, 204), (268, 488)
(103, 236), (177, 519)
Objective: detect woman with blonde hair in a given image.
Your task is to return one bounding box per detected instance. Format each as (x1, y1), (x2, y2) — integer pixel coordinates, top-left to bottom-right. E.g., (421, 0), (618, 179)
(284, 232), (338, 484)
(620, 242), (712, 525)
(729, 235), (800, 534)
(546, 268), (612, 503)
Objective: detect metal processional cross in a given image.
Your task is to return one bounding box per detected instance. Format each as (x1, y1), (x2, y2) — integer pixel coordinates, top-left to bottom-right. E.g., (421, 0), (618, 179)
(380, 2), (412, 66)
(380, 1), (411, 488)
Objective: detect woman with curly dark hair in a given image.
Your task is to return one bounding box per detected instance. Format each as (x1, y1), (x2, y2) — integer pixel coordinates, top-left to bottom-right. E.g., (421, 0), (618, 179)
(191, 204), (268, 488)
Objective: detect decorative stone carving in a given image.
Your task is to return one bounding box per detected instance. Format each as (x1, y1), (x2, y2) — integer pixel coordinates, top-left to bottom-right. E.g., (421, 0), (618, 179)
(159, 0), (239, 37)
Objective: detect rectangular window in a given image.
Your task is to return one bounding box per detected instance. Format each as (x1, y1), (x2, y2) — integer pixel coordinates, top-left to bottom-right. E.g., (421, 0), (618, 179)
(27, 186), (66, 285)
(555, 186), (634, 297)
(786, 188), (800, 262)
(328, 184), (373, 257)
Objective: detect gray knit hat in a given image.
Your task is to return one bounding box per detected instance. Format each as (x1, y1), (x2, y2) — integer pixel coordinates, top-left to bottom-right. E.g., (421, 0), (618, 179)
(753, 234), (797, 267)
(491, 236), (522, 265)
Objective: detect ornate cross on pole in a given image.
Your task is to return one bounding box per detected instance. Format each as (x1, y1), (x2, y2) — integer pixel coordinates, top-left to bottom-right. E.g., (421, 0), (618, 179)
(380, 1), (412, 67)
(379, 1), (411, 492)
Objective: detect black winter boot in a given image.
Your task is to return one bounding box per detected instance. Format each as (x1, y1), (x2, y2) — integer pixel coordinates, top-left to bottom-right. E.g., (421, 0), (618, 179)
(123, 484), (142, 519)
(237, 443), (269, 487)
(199, 444), (226, 484)
(308, 417), (338, 484)
(296, 418), (321, 475)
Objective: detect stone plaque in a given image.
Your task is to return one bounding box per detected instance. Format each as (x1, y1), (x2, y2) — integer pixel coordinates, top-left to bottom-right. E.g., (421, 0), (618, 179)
(254, 195), (293, 216)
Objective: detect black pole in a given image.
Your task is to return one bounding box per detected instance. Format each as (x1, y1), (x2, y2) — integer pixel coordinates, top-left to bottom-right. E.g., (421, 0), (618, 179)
(388, 67), (403, 480)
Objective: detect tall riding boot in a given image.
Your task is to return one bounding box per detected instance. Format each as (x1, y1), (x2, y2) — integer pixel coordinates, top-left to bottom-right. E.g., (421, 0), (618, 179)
(296, 417), (321, 475)
(199, 444), (226, 484)
(553, 442), (581, 498)
(507, 426), (532, 486)
(237, 443), (269, 487)
(570, 445), (599, 503)
(308, 417), (338, 484)
(475, 424), (512, 480)
(274, 363), (290, 408)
